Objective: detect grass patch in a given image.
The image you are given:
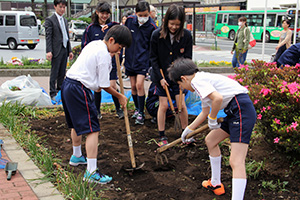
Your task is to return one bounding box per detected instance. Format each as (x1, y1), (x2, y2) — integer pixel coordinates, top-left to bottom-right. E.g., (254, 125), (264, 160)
(0, 102), (101, 199)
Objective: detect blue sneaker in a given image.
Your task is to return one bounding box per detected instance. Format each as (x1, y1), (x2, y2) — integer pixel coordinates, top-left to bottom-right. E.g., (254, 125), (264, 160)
(69, 155), (87, 166)
(83, 169), (112, 184)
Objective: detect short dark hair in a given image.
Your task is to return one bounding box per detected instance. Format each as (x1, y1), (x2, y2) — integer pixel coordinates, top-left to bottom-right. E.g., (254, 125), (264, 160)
(160, 4), (185, 41)
(136, 1), (150, 13)
(168, 58), (199, 83)
(92, 1), (111, 24)
(104, 25), (132, 48)
(54, 0), (67, 6)
(282, 19), (291, 26)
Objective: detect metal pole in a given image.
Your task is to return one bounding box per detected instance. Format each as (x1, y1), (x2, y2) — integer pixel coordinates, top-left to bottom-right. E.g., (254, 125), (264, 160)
(117, 0), (119, 22)
(112, 1), (115, 22)
(293, 0), (299, 44)
(193, 4), (196, 45)
(262, 0), (267, 60)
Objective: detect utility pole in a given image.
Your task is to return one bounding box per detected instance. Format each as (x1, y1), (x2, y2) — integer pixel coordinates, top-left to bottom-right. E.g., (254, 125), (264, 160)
(67, 0), (71, 18)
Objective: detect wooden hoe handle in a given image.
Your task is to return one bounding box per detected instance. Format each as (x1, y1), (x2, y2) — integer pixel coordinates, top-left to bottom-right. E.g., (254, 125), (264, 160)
(160, 69), (175, 112)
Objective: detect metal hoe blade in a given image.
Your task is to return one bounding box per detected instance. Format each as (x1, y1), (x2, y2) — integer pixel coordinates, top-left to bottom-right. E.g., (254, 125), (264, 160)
(155, 153), (169, 166)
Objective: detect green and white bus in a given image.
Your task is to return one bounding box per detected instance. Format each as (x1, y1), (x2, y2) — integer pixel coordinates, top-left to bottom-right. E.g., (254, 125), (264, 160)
(214, 10), (287, 42)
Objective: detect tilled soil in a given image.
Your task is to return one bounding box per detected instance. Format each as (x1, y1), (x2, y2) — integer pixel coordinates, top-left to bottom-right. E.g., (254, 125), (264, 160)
(28, 109), (300, 200)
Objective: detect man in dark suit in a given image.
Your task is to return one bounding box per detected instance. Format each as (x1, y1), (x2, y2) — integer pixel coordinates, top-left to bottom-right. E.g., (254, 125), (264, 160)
(45, 0), (73, 100)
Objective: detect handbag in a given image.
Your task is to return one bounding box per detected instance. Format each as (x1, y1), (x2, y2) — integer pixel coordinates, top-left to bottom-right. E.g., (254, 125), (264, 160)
(244, 28), (256, 49)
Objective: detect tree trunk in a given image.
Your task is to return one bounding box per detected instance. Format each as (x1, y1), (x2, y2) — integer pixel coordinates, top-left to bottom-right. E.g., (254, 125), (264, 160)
(31, 0), (35, 12)
(43, 0), (48, 18)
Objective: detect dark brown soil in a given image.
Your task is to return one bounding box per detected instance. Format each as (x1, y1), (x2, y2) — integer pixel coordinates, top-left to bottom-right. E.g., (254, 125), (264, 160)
(28, 109), (300, 200)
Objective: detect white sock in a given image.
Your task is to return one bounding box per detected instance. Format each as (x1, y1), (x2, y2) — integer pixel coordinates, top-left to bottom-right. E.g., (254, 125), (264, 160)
(209, 155), (222, 186)
(87, 158), (97, 174)
(232, 178), (247, 200)
(72, 145), (82, 157)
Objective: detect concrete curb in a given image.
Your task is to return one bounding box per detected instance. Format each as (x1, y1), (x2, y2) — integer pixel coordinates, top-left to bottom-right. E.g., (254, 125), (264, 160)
(0, 67), (234, 77)
(0, 123), (65, 200)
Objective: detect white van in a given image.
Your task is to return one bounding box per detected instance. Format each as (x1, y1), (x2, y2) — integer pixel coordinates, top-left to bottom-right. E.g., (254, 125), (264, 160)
(0, 11), (39, 50)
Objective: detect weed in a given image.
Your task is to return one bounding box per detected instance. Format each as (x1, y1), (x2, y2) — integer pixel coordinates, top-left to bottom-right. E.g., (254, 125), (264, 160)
(261, 179), (289, 192)
(246, 159), (265, 179)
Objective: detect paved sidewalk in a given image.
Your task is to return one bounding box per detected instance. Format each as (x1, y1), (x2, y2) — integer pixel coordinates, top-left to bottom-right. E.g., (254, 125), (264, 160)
(0, 124), (64, 200)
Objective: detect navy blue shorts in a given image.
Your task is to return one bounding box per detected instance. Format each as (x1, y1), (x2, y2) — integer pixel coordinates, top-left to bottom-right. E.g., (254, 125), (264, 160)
(125, 68), (147, 76)
(154, 82), (187, 99)
(61, 77), (100, 136)
(110, 64), (118, 80)
(220, 93), (257, 144)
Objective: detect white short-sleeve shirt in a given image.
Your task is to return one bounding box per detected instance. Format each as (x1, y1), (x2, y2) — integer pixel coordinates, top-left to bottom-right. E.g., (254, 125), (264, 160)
(66, 40), (112, 91)
(191, 72), (248, 109)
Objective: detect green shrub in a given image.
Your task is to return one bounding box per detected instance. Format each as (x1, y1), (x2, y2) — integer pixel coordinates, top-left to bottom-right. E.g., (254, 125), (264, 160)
(231, 60), (300, 154)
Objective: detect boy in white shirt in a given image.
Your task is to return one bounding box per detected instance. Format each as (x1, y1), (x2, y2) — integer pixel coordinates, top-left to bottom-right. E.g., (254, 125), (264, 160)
(168, 58), (256, 200)
(61, 25), (132, 184)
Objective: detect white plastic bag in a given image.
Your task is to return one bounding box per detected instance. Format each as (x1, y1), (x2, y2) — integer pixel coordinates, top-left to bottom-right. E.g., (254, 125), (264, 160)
(0, 75), (52, 106)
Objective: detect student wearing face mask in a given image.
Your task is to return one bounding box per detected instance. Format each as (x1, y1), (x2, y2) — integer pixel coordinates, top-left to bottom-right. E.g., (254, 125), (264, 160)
(231, 17), (250, 68)
(125, 1), (157, 125)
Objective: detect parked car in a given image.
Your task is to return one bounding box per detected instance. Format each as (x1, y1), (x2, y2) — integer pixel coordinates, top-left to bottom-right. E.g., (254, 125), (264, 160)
(0, 11), (39, 50)
(68, 20), (88, 41)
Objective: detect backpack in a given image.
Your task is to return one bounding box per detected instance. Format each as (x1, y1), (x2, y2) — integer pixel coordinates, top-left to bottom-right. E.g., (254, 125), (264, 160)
(244, 28), (256, 49)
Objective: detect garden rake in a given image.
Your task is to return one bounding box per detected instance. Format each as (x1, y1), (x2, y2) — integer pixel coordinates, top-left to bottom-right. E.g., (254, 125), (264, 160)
(155, 118), (223, 166)
(160, 69), (181, 133)
(115, 53), (144, 172)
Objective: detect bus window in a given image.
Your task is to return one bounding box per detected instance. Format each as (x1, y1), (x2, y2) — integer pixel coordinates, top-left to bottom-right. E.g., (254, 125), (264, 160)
(0, 16), (3, 26)
(248, 14), (263, 26)
(223, 14), (228, 24)
(6, 15), (15, 26)
(228, 14), (240, 25)
(277, 15), (283, 27)
(217, 14), (222, 23)
(266, 14), (276, 27)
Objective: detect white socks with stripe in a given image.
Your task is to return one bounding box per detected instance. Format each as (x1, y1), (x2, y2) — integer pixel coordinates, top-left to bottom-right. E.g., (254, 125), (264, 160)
(209, 155), (222, 186)
(87, 158), (97, 174)
(232, 178), (247, 200)
(72, 145), (82, 157)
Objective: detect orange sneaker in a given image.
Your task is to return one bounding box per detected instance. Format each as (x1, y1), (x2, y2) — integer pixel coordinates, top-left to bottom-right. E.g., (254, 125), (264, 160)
(202, 179), (225, 195)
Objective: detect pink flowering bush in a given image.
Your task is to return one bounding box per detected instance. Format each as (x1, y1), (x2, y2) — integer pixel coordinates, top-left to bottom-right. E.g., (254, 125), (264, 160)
(232, 60), (300, 154)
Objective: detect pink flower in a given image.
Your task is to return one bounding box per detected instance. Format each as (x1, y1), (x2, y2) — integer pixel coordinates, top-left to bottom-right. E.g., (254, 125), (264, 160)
(267, 106), (271, 110)
(287, 82), (299, 94)
(260, 88), (272, 96)
(237, 78), (243, 83)
(257, 114), (262, 120)
(274, 118), (280, 124)
(228, 74), (236, 79)
(261, 107), (266, 112)
(274, 137), (280, 143)
(290, 122), (298, 130)
(253, 99), (259, 104)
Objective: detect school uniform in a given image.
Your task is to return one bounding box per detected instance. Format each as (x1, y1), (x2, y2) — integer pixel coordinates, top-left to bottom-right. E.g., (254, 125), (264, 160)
(61, 40), (112, 135)
(191, 72), (256, 144)
(277, 43), (300, 67)
(150, 28), (193, 96)
(81, 21), (119, 80)
(125, 15), (157, 76)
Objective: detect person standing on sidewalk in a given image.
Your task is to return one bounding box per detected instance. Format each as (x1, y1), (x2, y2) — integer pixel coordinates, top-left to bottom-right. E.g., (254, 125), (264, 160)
(231, 17), (250, 68)
(45, 0), (74, 100)
(274, 19), (292, 63)
(81, 1), (124, 120)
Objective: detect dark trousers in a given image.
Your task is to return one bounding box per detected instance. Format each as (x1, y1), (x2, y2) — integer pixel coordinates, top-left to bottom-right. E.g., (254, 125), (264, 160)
(50, 47), (68, 98)
(274, 45), (287, 63)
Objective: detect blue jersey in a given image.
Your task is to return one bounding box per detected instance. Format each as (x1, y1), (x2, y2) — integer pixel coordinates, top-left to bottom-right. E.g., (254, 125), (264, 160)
(125, 15), (157, 73)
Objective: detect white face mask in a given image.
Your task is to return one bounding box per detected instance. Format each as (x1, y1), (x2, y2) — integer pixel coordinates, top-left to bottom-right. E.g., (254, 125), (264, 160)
(238, 22), (243, 26)
(138, 16), (149, 24)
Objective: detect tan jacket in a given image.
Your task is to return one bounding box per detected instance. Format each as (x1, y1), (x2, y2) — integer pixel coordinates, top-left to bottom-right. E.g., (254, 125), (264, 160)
(278, 29), (292, 49)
